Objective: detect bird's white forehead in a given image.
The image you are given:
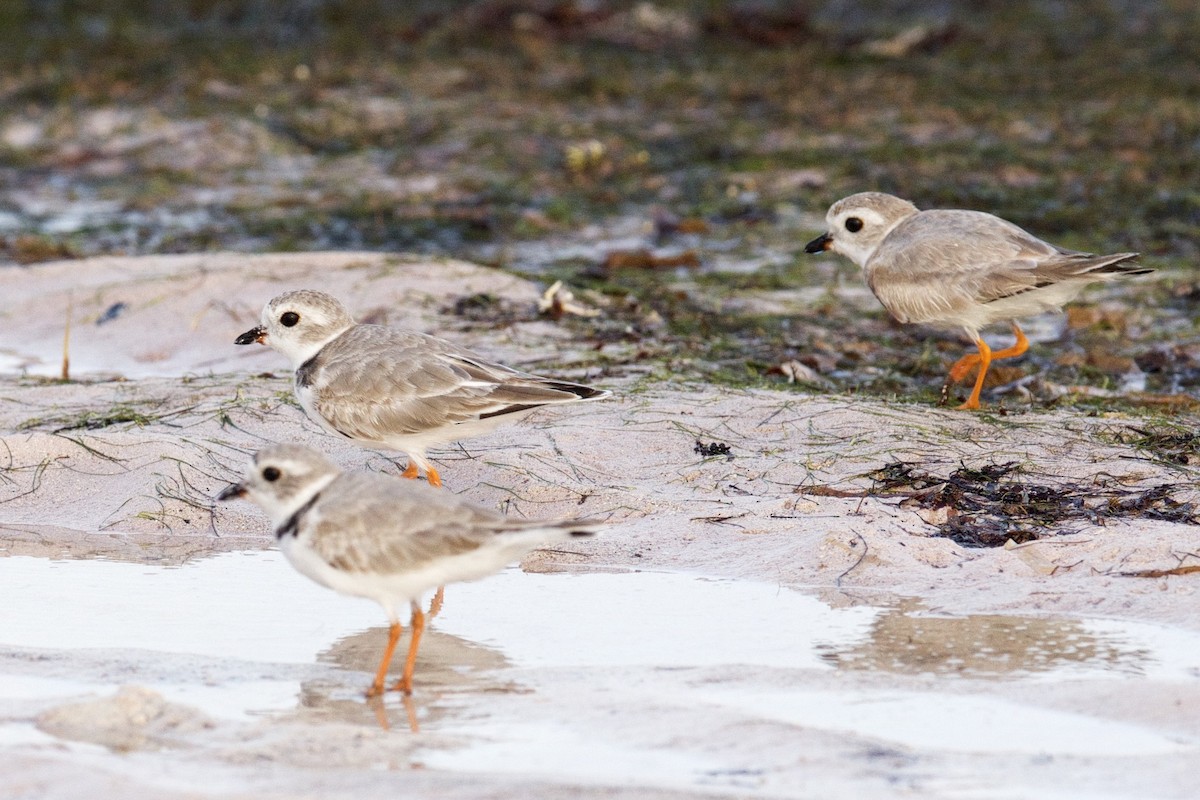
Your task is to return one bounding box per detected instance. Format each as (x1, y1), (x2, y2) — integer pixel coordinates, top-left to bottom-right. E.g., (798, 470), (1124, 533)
(263, 290), (349, 325)
(250, 443), (329, 474)
(827, 203), (894, 229)
(252, 453), (311, 478)
(243, 445), (340, 514)
(826, 192), (918, 227)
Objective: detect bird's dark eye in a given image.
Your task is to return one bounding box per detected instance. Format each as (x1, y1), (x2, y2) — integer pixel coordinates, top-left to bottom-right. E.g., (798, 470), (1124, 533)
(262, 466), (281, 482)
(845, 217), (863, 233)
(280, 311), (300, 327)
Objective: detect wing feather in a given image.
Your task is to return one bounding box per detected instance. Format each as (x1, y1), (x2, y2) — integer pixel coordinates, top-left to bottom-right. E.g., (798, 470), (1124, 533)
(306, 326), (604, 440)
(303, 473), (503, 573)
(865, 210), (1140, 323)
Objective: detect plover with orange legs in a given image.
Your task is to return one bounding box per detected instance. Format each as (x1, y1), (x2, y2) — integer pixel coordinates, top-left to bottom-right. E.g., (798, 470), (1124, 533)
(217, 444), (598, 697)
(806, 192), (1152, 409)
(235, 289), (610, 486)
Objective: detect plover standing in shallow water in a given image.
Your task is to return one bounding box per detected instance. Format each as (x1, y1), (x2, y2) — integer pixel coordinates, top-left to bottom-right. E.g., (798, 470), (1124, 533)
(217, 443), (598, 696)
(805, 192), (1152, 409)
(235, 289), (610, 486)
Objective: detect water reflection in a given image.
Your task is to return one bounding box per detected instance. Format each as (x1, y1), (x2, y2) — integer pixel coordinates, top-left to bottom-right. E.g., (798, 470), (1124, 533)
(291, 626), (520, 732)
(0, 549), (1193, 776)
(0, 523), (266, 566)
(819, 598), (1150, 678)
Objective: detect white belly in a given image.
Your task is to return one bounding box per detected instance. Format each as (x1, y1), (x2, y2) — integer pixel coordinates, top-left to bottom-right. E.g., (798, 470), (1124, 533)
(277, 531), (534, 622)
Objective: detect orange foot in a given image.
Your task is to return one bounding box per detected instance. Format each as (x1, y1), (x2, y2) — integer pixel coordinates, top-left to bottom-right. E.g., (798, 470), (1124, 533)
(942, 322), (1030, 411)
(389, 602), (426, 696)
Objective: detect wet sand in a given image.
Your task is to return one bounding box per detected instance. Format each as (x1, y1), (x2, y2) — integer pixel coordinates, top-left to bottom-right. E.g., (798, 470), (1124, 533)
(1, 254), (1197, 799)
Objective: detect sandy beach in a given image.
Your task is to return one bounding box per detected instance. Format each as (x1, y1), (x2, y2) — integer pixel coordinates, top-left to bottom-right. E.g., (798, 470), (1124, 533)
(0, 253), (1196, 798)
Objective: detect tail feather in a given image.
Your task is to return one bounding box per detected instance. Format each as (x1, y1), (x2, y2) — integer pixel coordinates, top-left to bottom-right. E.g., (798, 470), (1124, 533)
(552, 519), (601, 538)
(1076, 252), (1152, 277)
(507, 377), (611, 402)
(502, 518), (602, 540)
(477, 380), (611, 420)
(542, 381), (612, 401)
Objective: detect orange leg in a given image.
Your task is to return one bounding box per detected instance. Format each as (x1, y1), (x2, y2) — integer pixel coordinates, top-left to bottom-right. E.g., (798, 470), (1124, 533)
(400, 462), (419, 480)
(367, 621), (403, 698)
(989, 322), (1029, 363)
(945, 323), (1030, 410)
(947, 324), (1030, 385)
(391, 602), (426, 696)
(942, 350), (981, 407)
(958, 338), (993, 410)
(425, 466), (442, 488)
(428, 586), (445, 619)
(947, 352), (983, 384)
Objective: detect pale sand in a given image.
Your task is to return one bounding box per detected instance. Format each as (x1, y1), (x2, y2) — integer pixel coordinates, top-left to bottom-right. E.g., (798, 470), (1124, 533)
(0, 253), (1197, 799)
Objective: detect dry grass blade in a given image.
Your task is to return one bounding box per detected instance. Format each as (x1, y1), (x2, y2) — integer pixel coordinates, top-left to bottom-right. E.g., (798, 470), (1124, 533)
(61, 291), (72, 382)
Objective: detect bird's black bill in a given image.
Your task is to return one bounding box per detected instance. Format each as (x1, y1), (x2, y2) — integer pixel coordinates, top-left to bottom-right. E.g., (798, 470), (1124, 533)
(804, 233), (832, 254)
(216, 483), (247, 501)
(234, 325), (267, 345)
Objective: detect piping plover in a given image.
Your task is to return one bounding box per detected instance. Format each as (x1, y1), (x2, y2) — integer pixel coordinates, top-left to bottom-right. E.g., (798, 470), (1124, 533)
(216, 443), (598, 696)
(805, 192), (1152, 409)
(235, 289), (610, 485)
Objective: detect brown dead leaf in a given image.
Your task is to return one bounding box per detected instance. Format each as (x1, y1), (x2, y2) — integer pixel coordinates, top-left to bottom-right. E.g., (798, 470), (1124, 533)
(675, 218), (710, 234)
(602, 248), (700, 271)
(1086, 350), (1135, 374)
(1067, 306), (1128, 333)
(3, 235), (78, 265)
(915, 506), (954, 525)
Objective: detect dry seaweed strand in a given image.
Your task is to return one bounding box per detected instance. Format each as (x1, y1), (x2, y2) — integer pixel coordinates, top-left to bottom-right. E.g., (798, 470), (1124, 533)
(1113, 565), (1200, 578)
(1103, 425), (1200, 467)
(798, 460), (1200, 548)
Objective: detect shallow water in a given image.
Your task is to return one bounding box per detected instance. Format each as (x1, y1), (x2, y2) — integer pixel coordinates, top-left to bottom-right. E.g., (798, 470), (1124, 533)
(0, 551), (1196, 793)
